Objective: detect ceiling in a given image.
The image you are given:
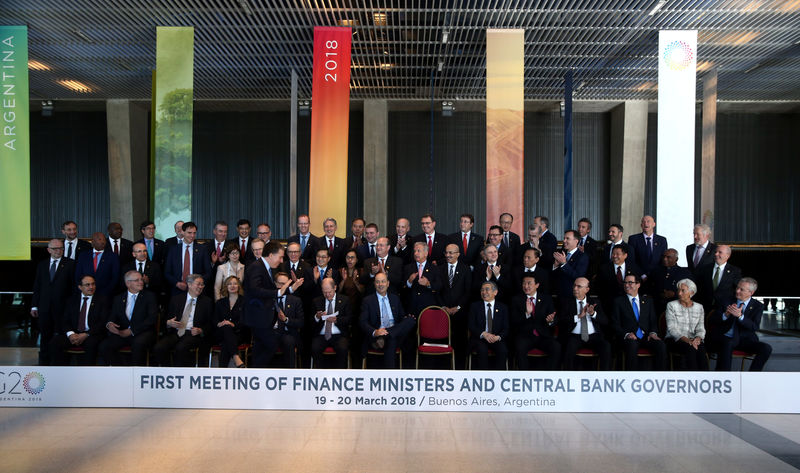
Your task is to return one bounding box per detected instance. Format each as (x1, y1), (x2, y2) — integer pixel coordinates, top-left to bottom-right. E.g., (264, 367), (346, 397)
(3, 0), (800, 107)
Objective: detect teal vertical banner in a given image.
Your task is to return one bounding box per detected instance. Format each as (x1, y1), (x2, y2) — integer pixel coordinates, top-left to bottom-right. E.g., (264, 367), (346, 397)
(153, 27), (194, 240)
(0, 26), (30, 260)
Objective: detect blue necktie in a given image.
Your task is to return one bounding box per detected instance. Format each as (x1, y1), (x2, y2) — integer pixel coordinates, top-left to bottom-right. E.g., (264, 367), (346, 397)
(380, 296), (393, 328)
(300, 235), (307, 253)
(725, 302), (743, 338)
(631, 298), (643, 339)
(146, 239), (153, 260)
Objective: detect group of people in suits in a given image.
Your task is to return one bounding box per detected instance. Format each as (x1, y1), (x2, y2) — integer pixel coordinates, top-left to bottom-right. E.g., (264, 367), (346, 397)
(31, 214), (771, 372)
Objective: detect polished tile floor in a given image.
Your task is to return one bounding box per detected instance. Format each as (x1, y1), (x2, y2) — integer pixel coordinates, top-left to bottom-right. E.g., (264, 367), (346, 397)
(1, 408), (798, 473)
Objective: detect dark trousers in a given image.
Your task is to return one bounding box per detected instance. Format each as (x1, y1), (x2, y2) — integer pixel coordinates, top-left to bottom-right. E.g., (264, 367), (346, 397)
(36, 313), (57, 366)
(215, 325), (249, 367)
(621, 337), (668, 371)
(153, 332), (203, 366)
(515, 335), (561, 370)
(364, 317), (416, 369)
(49, 333), (104, 366)
(311, 334), (349, 368)
(99, 331), (156, 366)
(708, 336), (772, 371)
(470, 338), (508, 370)
(451, 309), (469, 370)
(274, 330), (300, 368)
(666, 338), (709, 371)
(251, 326), (278, 368)
(563, 333), (611, 370)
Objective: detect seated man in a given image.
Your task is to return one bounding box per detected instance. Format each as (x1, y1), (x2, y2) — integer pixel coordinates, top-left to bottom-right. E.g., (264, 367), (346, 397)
(49, 275), (107, 366)
(152, 274), (213, 367)
(649, 248), (693, 315)
(611, 274), (667, 371)
(512, 274), (560, 370)
(360, 273), (416, 369)
(468, 281), (509, 370)
(706, 277), (772, 371)
(98, 271), (158, 365)
(310, 278), (352, 368)
(559, 277), (611, 370)
(271, 272), (305, 368)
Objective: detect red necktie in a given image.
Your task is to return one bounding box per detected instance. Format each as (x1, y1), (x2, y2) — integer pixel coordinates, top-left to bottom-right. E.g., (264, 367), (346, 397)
(93, 252), (99, 272)
(616, 266), (623, 284)
(427, 235), (433, 255)
(182, 246), (191, 282)
(79, 296), (88, 332)
(462, 233), (468, 253)
(379, 258), (385, 272)
(113, 240), (119, 255)
(529, 296), (538, 336)
(216, 242), (222, 259)
(329, 239), (334, 252)
(240, 239), (246, 256)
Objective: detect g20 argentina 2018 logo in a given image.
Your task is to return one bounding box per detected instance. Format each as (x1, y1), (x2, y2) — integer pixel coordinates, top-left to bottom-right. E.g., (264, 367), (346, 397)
(23, 372), (46, 395)
(663, 40), (694, 71)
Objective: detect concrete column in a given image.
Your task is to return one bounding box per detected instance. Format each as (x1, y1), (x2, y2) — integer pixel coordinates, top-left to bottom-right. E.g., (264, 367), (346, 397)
(700, 69), (717, 230)
(106, 99), (149, 240)
(609, 101), (649, 235)
(363, 99), (388, 233)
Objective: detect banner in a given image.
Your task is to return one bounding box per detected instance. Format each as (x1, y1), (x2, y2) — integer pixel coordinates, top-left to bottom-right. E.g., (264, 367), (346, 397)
(657, 30), (697, 252)
(0, 26), (30, 260)
(3, 367), (798, 413)
(153, 27), (194, 241)
(563, 70), (573, 229)
(486, 30), (524, 236)
(308, 27), (351, 237)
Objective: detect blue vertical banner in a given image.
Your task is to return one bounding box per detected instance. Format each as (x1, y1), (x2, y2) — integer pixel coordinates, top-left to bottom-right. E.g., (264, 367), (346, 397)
(563, 70), (573, 230)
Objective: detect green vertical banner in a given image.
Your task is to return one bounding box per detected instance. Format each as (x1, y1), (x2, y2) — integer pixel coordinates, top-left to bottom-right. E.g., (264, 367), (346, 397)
(0, 26), (30, 260)
(153, 27), (194, 240)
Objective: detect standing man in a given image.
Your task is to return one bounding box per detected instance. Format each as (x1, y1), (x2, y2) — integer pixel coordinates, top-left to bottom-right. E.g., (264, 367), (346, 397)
(686, 223), (716, 274)
(107, 222), (134, 266)
(74, 232), (120, 298)
(318, 217), (348, 270)
(360, 237), (403, 296)
(121, 242), (163, 293)
(650, 248), (693, 315)
(356, 223), (381, 263)
(611, 274), (667, 371)
(152, 274), (213, 366)
(135, 220), (165, 266)
(49, 275), (107, 366)
(576, 218), (600, 278)
(696, 244), (741, 311)
(437, 243), (472, 368)
(61, 220), (91, 260)
(596, 244), (641, 313)
(243, 239), (285, 368)
(498, 213), (521, 264)
(449, 213), (483, 269)
(468, 281), (509, 370)
(603, 224), (625, 264)
(349, 217), (367, 249)
(164, 222), (212, 296)
(98, 271), (158, 366)
(287, 214), (318, 264)
(228, 219), (255, 264)
(389, 218), (414, 265)
(164, 220), (185, 248)
(280, 242), (313, 302)
(485, 225), (510, 266)
(360, 273), (416, 369)
(472, 244), (512, 303)
(414, 214), (447, 266)
(404, 241), (442, 316)
(628, 215), (667, 284)
(551, 230), (589, 299)
(256, 223), (272, 245)
(31, 239), (75, 365)
(533, 216), (558, 271)
(513, 247), (550, 298)
(209, 220), (229, 267)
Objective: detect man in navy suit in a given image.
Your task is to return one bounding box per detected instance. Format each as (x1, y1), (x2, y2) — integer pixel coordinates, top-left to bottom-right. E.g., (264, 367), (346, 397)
(75, 232), (120, 299)
(31, 239), (76, 365)
(696, 244), (742, 310)
(164, 221), (212, 296)
(449, 213), (483, 269)
(271, 272), (305, 368)
(499, 212), (521, 265)
(468, 281), (509, 370)
(152, 274), (214, 367)
(706, 278), (772, 371)
(404, 242), (442, 316)
(595, 243), (642, 313)
(611, 274), (667, 371)
(356, 223), (380, 263)
(50, 275), (108, 366)
(164, 220), (184, 248)
(512, 274), (560, 370)
(98, 271), (158, 365)
(360, 273), (416, 368)
(243, 239), (285, 368)
(533, 216), (558, 271)
(438, 244), (472, 369)
(389, 218), (414, 265)
(318, 217), (348, 270)
(627, 215), (668, 285)
(310, 278), (352, 369)
(414, 214), (447, 266)
(576, 218), (600, 277)
(287, 214), (319, 265)
(227, 219), (255, 265)
(472, 244), (512, 303)
(360, 237), (404, 296)
(60, 220), (91, 261)
(135, 220), (166, 265)
(551, 230), (589, 299)
(686, 223), (717, 275)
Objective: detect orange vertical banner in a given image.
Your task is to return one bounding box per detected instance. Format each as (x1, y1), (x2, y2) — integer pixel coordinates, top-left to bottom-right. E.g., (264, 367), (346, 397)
(486, 29), (524, 236)
(309, 27), (352, 237)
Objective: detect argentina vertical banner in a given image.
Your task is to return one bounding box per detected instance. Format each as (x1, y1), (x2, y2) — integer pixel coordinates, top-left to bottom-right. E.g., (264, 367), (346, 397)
(0, 26), (30, 260)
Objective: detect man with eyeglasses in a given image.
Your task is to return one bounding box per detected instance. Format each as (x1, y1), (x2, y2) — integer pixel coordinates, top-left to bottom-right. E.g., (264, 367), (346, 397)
(485, 225), (510, 266)
(31, 239), (75, 365)
(611, 274), (666, 371)
(50, 275), (107, 366)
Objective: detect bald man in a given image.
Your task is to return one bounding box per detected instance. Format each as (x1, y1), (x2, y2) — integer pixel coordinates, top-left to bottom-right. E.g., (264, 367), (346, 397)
(74, 232), (120, 298)
(696, 244), (741, 311)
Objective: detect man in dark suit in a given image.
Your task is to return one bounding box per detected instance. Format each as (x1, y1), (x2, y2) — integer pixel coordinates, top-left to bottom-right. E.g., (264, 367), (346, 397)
(318, 217), (348, 270)
(50, 275), (107, 366)
(61, 220), (91, 261)
(74, 232), (120, 299)
(404, 242), (443, 316)
(349, 217), (367, 250)
(696, 244), (741, 310)
(208, 220), (230, 268)
(272, 272), (305, 368)
(576, 218), (600, 278)
(437, 243), (472, 369)
(559, 277), (611, 370)
(513, 247), (550, 297)
(310, 278), (352, 368)
(602, 223), (625, 264)
(135, 220), (166, 265)
(308, 248), (341, 299)
(360, 273), (416, 368)
(533, 216), (558, 271)
(468, 281), (509, 370)
(287, 214), (319, 265)
(360, 237), (403, 296)
(164, 221), (212, 296)
(280, 242), (313, 300)
(414, 214), (447, 266)
(227, 219), (255, 264)
(551, 230), (589, 299)
(355, 223), (380, 263)
(485, 225), (511, 266)
(650, 248), (693, 315)
(611, 274), (667, 371)
(512, 274), (560, 370)
(627, 215), (667, 285)
(595, 243), (641, 313)
(243, 239), (285, 368)
(472, 244), (512, 303)
(98, 271), (158, 365)
(499, 212), (521, 265)
(164, 220), (184, 248)
(686, 223), (716, 274)
(121, 243), (163, 294)
(449, 213), (483, 270)
(706, 278), (772, 371)
(107, 222), (134, 267)
(31, 239), (76, 365)
(152, 274), (213, 366)
(389, 218), (414, 265)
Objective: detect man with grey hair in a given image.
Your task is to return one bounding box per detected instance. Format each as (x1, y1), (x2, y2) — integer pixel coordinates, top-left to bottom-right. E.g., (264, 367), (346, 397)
(152, 273), (214, 366)
(696, 244), (741, 310)
(99, 270), (158, 365)
(707, 277), (772, 371)
(686, 224), (716, 274)
(318, 217), (347, 270)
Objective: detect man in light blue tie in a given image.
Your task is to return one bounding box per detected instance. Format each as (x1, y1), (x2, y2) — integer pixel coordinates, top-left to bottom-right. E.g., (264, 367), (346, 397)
(287, 214), (318, 264)
(360, 273), (416, 368)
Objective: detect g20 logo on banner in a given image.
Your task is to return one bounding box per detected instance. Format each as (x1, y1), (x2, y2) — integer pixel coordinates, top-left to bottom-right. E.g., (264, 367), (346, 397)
(0, 371), (46, 396)
(663, 40), (694, 71)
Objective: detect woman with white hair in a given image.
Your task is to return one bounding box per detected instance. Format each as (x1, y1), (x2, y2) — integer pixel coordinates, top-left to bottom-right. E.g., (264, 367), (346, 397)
(665, 278), (709, 370)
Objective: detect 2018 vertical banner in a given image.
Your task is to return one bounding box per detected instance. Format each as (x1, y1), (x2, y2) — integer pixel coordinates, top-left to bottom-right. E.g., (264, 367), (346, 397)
(0, 26), (30, 260)
(309, 27), (351, 237)
(657, 30), (697, 252)
(153, 27), (194, 241)
(486, 30), (524, 237)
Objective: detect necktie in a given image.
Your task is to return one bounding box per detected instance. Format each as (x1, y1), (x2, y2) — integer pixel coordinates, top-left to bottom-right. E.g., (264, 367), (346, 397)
(462, 233), (468, 253)
(93, 252), (100, 272)
(504, 232), (509, 248)
(448, 264), (455, 288)
(49, 260), (57, 281)
(67, 241), (73, 259)
(418, 263), (423, 279)
(300, 235), (307, 253)
(127, 293), (137, 321)
(179, 298), (194, 337)
(278, 296), (285, 311)
(712, 266), (721, 290)
(646, 236), (653, 260)
(486, 303), (493, 333)
(79, 296), (89, 332)
(329, 239), (334, 252)
(427, 235), (433, 256)
(579, 301), (589, 342)
(182, 245), (191, 282)
(324, 299), (333, 340)
(318, 267), (325, 283)
(379, 258), (385, 272)
(380, 296), (393, 328)
(632, 298), (643, 338)
(241, 239), (246, 256)
(146, 240), (153, 260)
(113, 240), (119, 255)
(216, 242), (222, 259)
(370, 244), (375, 258)
(138, 262), (144, 275)
(726, 302), (743, 338)
(529, 296), (538, 336)
(616, 266), (623, 284)
(580, 237), (586, 247)
(693, 245), (703, 266)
